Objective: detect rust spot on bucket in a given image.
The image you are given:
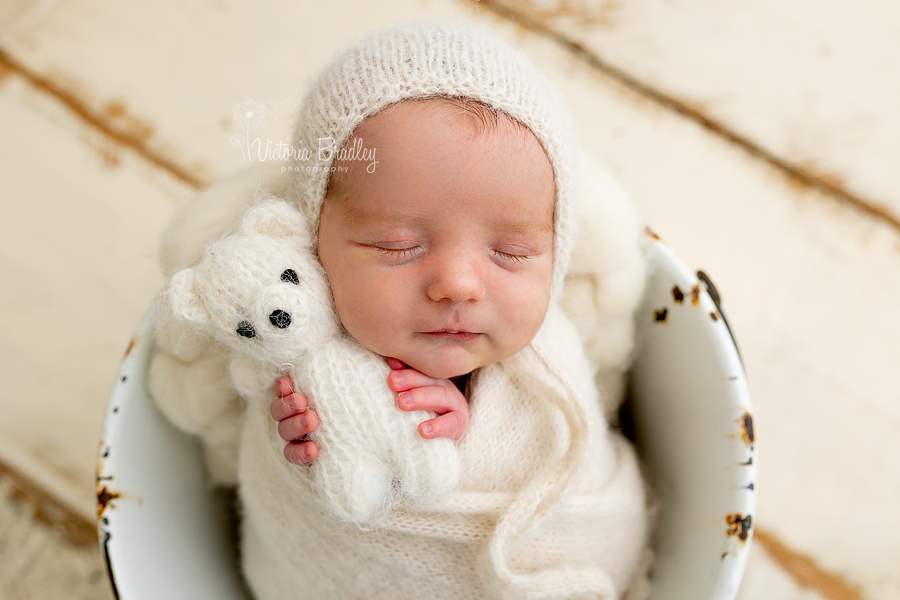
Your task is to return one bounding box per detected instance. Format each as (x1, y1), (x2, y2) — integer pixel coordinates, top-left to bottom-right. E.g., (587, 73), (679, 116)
(672, 285), (684, 304)
(97, 485), (121, 517)
(644, 226), (661, 241)
(122, 336), (138, 359)
(690, 284), (701, 306)
(726, 513), (753, 542)
(738, 412), (755, 448)
(654, 308), (668, 322)
(710, 310), (720, 321)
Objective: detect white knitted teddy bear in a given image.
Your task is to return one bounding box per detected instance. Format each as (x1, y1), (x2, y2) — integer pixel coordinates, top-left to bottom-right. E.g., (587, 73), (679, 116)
(163, 196), (460, 523)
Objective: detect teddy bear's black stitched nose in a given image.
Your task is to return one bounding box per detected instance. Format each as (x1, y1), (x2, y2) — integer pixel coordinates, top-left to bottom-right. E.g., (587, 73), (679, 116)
(269, 310), (291, 329)
(236, 321), (256, 338)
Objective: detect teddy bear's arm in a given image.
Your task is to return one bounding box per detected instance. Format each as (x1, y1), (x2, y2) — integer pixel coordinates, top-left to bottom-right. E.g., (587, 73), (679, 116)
(229, 354), (283, 403)
(147, 343), (244, 486)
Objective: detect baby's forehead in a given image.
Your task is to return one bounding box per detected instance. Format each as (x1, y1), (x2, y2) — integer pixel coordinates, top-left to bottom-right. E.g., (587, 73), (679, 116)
(356, 97), (536, 143)
(325, 98), (555, 215)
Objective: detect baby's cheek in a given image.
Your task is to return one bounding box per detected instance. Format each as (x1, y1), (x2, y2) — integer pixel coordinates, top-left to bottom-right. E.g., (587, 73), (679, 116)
(336, 286), (405, 355)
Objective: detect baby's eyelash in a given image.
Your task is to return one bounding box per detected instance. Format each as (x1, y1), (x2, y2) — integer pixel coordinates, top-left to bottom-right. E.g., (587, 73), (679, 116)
(492, 250), (533, 264)
(374, 246), (421, 259)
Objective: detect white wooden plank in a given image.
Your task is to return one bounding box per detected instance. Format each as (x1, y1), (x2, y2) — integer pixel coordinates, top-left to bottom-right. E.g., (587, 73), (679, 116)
(496, 0), (900, 220)
(1, 0), (898, 597)
(0, 73), (191, 518)
(0, 0), (476, 183)
(736, 542), (829, 600)
(0, 476), (114, 600)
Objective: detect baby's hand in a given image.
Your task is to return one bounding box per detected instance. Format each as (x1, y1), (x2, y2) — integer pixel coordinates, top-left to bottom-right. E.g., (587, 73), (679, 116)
(386, 358), (470, 443)
(271, 377), (319, 465)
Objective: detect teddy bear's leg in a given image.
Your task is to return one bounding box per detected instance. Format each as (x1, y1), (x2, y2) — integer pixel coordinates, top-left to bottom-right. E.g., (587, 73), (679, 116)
(387, 405), (461, 502)
(327, 349), (461, 504)
(295, 358), (396, 522)
(310, 444), (392, 523)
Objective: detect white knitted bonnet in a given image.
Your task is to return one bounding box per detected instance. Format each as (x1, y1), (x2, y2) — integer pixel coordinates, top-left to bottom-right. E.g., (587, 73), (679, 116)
(286, 19), (579, 300)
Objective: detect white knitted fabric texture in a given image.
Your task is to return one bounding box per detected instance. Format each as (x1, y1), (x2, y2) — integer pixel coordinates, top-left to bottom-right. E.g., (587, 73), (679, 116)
(238, 303), (648, 600)
(163, 198), (460, 523)
(286, 19), (578, 301)
(148, 168), (653, 598)
(147, 17), (654, 600)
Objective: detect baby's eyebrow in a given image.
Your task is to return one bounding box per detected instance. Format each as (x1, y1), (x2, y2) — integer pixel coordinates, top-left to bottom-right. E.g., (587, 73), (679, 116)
(498, 220), (554, 235)
(344, 211), (553, 235)
(345, 213), (420, 227)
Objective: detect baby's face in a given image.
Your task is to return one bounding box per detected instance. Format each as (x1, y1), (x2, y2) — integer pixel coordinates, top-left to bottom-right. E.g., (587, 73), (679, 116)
(317, 99), (555, 380)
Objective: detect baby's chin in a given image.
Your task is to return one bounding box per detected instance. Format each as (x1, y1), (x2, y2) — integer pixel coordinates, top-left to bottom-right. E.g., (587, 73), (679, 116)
(398, 352), (480, 381)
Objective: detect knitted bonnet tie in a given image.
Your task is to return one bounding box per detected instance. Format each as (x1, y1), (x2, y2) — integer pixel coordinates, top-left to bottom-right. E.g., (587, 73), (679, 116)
(286, 20), (600, 598)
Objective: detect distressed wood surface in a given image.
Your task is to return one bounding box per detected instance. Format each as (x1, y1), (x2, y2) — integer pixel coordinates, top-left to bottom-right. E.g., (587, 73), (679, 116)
(487, 0), (900, 224)
(0, 469), (113, 600)
(0, 70), (189, 518)
(0, 0), (897, 598)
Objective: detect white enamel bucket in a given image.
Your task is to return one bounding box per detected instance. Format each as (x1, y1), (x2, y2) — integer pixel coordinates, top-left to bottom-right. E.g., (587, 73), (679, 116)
(96, 233), (756, 599)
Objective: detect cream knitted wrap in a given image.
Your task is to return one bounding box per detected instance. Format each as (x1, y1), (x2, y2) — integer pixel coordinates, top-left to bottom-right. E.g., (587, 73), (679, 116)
(149, 18), (651, 600)
(149, 157), (653, 600)
(286, 19), (578, 301)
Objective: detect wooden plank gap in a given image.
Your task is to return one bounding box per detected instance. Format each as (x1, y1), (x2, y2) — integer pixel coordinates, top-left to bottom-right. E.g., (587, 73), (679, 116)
(0, 46), (208, 190)
(471, 0), (900, 236)
(754, 527), (867, 600)
(0, 456), (97, 550)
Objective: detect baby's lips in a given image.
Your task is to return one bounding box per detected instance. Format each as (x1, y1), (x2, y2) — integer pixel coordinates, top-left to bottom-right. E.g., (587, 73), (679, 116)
(421, 331), (483, 342)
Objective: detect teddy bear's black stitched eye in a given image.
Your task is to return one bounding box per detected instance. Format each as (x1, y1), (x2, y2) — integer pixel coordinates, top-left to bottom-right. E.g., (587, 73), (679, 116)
(281, 269), (300, 285)
(236, 321), (256, 338)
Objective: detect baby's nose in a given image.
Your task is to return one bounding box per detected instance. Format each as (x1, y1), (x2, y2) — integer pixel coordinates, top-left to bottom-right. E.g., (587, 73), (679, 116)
(269, 309), (292, 329)
(426, 258), (485, 304)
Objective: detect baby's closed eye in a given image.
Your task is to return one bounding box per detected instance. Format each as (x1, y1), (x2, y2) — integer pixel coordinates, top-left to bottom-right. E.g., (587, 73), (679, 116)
(491, 249), (534, 264)
(368, 243), (424, 262)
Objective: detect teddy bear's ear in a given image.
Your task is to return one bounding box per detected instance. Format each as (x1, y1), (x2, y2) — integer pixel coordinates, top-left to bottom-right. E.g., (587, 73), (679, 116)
(166, 267), (210, 326)
(240, 196), (308, 241)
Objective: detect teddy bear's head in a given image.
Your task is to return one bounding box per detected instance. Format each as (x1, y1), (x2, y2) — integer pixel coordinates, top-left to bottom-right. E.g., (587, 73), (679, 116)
(164, 197), (339, 363)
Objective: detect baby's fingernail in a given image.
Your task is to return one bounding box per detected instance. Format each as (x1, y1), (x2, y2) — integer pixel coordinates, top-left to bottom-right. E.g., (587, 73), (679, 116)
(398, 392), (412, 407)
(422, 423), (433, 435)
(392, 371), (405, 386)
(283, 395), (304, 413)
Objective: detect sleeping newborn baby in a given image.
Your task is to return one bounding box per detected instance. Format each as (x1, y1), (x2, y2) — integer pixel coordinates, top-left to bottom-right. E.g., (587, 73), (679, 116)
(150, 20), (652, 600)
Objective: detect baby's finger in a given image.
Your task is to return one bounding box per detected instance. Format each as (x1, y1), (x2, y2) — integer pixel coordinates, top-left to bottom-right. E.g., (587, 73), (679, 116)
(418, 411), (467, 442)
(387, 357), (408, 370)
(270, 391), (308, 422)
(276, 409), (319, 442)
(396, 384), (464, 415)
(388, 367), (441, 393)
(274, 376), (294, 398)
(284, 440), (318, 465)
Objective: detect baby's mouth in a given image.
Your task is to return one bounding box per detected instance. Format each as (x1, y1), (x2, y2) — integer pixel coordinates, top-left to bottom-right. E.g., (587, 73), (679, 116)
(421, 330), (482, 342)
